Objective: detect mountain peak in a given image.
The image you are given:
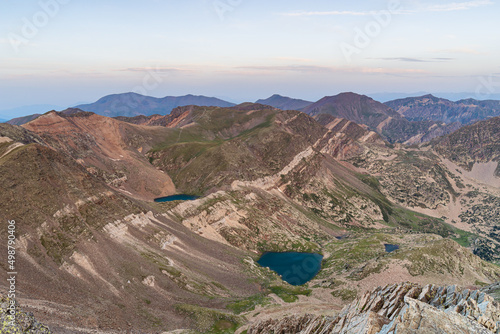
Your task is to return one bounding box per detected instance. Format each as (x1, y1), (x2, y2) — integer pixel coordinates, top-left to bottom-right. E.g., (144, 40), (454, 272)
(231, 102), (278, 111)
(336, 91), (366, 97)
(319, 92), (376, 103)
(255, 94), (313, 111)
(98, 92), (147, 102)
(59, 107), (89, 115)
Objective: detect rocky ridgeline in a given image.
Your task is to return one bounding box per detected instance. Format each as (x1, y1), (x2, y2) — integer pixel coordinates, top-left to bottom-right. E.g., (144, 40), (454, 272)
(248, 282), (500, 334)
(0, 296), (52, 333)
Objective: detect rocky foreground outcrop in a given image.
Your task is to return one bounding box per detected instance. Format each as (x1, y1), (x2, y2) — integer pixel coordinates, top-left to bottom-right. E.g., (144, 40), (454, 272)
(0, 296), (52, 333)
(247, 282), (500, 334)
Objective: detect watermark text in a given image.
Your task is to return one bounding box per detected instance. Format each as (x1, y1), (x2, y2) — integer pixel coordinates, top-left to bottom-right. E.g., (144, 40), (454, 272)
(6, 220), (17, 326)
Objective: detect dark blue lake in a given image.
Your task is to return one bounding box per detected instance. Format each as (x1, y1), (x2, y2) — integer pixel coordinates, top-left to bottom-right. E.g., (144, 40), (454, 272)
(257, 252), (323, 286)
(154, 194), (199, 202)
(384, 244), (399, 253)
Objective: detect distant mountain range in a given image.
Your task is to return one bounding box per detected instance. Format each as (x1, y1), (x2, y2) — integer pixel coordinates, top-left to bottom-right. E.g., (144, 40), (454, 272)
(368, 92), (500, 103)
(385, 94), (500, 124)
(0, 104), (63, 120)
(75, 93), (236, 117)
(5, 108), (94, 126)
(4, 92), (500, 148)
(255, 94), (313, 111)
(6, 113), (43, 126)
(302, 92), (459, 144)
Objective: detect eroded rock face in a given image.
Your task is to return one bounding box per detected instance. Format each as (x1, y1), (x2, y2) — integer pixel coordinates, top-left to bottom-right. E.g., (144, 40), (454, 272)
(247, 282), (500, 334)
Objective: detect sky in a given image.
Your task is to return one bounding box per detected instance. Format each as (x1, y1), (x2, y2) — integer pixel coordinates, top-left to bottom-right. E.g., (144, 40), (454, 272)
(0, 0), (499, 116)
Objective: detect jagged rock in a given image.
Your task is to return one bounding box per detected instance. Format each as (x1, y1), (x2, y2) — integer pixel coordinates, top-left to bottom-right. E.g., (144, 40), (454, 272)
(0, 296), (52, 333)
(378, 297), (493, 334)
(247, 282), (500, 334)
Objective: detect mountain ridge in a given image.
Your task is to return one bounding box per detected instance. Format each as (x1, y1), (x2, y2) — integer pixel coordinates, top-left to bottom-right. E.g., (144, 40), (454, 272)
(386, 94), (500, 124)
(302, 92), (459, 144)
(255, 94), (313, 111)
(75, 92), (236, 117)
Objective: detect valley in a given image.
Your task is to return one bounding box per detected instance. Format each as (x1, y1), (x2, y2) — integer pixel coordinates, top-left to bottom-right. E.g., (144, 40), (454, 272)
(0, 97), (499, 333)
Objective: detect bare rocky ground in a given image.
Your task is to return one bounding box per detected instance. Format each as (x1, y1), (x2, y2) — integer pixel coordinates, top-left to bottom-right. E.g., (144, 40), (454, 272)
(0, 108), (499, 333)
(245, 282), (500, 334)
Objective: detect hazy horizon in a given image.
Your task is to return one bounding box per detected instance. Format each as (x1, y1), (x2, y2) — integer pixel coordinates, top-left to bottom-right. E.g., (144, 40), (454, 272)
(3, 90), (500, 120)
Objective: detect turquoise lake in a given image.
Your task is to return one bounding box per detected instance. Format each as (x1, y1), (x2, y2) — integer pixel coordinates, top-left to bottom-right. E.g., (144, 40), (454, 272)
(257, 252), (323, 286)
(154, 194), (199, 202)
(384, 244), (399, 253)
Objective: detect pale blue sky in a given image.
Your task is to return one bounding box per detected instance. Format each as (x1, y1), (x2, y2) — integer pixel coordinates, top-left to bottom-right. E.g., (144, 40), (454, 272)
(0, 0), (499, 113)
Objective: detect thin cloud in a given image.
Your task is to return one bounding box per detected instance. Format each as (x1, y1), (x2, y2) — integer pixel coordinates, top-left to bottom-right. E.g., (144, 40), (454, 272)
(236, 65), (337, 73)
(372, 57), (454, 62)
(360, 68), (429, 74)
(283, 10), (380, 17)
(281, 0), (493, 16)
(376, 57), (428, 62)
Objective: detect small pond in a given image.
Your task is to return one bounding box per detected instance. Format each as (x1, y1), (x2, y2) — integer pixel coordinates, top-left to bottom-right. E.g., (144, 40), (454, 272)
(154, 194), (199, 202)
(257, 252), (323, 286)
(384, 244), (399, 253)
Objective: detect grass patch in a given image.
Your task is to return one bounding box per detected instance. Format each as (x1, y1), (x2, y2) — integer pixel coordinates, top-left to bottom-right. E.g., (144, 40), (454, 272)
(452, 228), (476, 247)
(226, 294), (271, 314)
(389, 207), (454, 237)
(391, 239), (463, 276)
(160, 266), (182, 278)
(269, 285), (311, 303)
(474, 280), (488, 287)
(331, 288), (357, 301)
(320, 234), (390, 276)
(150, 128), (211, 152)
(357, 173), (381, 191)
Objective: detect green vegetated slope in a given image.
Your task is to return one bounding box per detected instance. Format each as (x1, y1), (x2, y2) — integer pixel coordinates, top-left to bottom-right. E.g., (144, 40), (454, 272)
(149, 105), (326, 194)
(319, 234), (499, 288)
